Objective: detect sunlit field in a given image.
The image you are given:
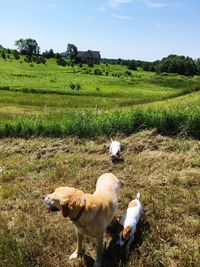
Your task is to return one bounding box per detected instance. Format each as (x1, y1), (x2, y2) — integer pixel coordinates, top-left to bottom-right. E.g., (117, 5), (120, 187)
(0, 56), (200, 138)
(0, 131), (200, 267)
(0, 56), (200, 267)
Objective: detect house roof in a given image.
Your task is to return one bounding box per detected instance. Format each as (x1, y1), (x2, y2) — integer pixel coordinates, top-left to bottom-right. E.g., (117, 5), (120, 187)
(77, 50), (100, 58)
(60, 50), (101, 59)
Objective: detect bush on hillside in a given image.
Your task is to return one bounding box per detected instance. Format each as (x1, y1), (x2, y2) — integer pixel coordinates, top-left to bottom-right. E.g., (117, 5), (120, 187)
(13, 50), (20, 60)
(94, 68), (102, 75)
(69, 82), (81, 90)
(125, 70), (132, 76)
(1, 51), (6, 59)
(56, 58), (67, 66)
(128, 61), (137, 70)
(42, 49), (55, 59)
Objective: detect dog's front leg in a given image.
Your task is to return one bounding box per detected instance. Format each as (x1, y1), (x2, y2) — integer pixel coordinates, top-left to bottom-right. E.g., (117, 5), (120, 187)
(126, 234), (135, 252)
(94, 234), (103, 267)
(69, 230), (83, 260)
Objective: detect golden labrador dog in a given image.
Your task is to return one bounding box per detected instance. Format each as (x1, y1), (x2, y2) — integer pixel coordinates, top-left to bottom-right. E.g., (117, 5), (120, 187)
(44, 173), (120, 267)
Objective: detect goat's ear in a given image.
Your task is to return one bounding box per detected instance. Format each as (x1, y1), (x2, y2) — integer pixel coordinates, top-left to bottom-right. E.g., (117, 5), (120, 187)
(60, 199), (70, 217)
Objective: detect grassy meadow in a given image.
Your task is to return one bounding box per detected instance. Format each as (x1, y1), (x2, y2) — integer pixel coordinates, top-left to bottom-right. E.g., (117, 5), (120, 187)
(0, 56), (200, 267)
(0, 56), (200, 138)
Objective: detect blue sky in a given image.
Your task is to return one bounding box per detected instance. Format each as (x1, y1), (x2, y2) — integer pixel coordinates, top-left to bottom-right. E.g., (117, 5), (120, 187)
(0, 0), (200, 61)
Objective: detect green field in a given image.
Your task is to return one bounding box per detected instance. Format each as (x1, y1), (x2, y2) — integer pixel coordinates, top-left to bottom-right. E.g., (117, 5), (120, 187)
(0, 56), (200, 267)
(0, 56), (200, 138)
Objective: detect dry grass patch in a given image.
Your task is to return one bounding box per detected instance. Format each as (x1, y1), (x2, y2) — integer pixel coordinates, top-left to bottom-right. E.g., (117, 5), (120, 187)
(0, 130), (200, 267)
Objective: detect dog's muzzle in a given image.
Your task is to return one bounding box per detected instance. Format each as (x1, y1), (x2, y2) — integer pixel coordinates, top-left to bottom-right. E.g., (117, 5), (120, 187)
(43, 198), (60, 212)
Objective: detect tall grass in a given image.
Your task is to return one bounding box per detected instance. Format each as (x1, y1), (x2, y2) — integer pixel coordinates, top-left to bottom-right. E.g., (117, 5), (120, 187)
(150, 73), (200, 92)
(1, 58), (200, 139)
(0, 108), (199, 139)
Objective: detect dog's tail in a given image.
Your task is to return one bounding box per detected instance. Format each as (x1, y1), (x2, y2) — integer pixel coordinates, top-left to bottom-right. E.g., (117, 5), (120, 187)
(111, 137), (114, 143)
(136, 192), (141, 200)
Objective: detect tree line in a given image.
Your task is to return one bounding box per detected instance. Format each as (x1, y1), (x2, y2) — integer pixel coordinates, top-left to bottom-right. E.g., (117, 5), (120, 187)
(0, 39), (78, 66)
(102, 56), (200, 76)
(1, 38), (200, 76)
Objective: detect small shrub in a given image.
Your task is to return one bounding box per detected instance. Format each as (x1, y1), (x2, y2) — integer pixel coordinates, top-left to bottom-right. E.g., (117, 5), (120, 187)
(69, 82), (76, 90)
(24, 56), (32, 63)
(13, 50), (20, 60)
(125, 70), (132, 76)
(76, 83), (81, 90)
(1, 51), (6, 59)
(33, 56), (46, 64)
(88, 62), (93, 67)
(128, 61), (137, 70)
(94, 68), (102, 75)
(69, 82), (81, 90)
(56, 58), (67, 66)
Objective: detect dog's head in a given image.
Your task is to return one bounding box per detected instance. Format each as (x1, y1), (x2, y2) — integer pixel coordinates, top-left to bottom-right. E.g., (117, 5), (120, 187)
(43, 187), (84, 218)
(117, 225), (131, 246)
(111, 150), (121, 160)
(122, 225), (131, 240)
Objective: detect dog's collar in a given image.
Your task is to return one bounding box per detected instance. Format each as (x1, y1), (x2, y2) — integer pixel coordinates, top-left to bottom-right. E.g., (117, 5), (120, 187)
(70, 196), (86, 222)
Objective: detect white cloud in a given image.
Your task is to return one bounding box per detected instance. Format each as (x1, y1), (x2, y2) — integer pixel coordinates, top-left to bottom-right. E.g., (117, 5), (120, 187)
(109, 0), (133, 7)
(111, 13), (133, 19)
(143, 1), (166, 8)
(107, 0), (179, 8)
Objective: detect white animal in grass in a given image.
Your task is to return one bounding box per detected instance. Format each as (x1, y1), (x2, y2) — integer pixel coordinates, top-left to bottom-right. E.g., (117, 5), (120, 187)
(117, 192), (143, 251)
(109, 138), (122, 161)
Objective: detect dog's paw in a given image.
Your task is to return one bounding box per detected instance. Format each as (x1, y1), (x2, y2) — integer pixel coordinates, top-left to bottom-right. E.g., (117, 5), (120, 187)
(69, 251), (79, 260)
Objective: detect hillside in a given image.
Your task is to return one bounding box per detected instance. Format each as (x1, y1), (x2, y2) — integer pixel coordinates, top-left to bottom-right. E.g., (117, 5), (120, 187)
(0, 55), (200, 266)
(0, 57), (200, 139)
(0, 130), (200, 266)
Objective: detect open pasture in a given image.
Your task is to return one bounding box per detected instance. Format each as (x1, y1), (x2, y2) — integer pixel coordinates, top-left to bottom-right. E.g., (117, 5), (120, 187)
(0, 57), (200, 138)
(0, 57), (200, 267)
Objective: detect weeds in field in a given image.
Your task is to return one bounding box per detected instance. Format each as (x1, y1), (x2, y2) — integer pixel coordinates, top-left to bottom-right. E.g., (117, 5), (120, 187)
(0, 108), (199, 139)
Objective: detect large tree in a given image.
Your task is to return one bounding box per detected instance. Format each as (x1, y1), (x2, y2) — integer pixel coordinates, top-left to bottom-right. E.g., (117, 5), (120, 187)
(15, 38), (40, 56)
(66, 43), (77, 61)
(158, 55), (198, 76)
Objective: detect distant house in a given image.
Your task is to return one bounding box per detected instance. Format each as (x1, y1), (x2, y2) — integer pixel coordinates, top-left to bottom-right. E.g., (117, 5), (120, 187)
(76, 50), (101, 64)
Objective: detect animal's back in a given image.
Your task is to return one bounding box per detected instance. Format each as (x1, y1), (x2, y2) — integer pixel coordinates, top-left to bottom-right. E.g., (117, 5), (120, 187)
(94, 173), (120, 225)
(120, 199), (143, 226)
(95, 173), (120, 197)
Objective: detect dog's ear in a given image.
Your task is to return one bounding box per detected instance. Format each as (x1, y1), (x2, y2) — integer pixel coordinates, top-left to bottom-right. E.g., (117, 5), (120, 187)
(60, 196), (75, 217)
(60, 199), (70, 217)
(123, 226), (131, 238)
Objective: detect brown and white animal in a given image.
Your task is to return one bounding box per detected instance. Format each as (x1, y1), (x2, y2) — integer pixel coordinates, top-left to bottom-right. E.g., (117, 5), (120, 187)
(109, 138), (123, 161)
(117, 192), (143, 251)
(44, 173), (120, 267)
